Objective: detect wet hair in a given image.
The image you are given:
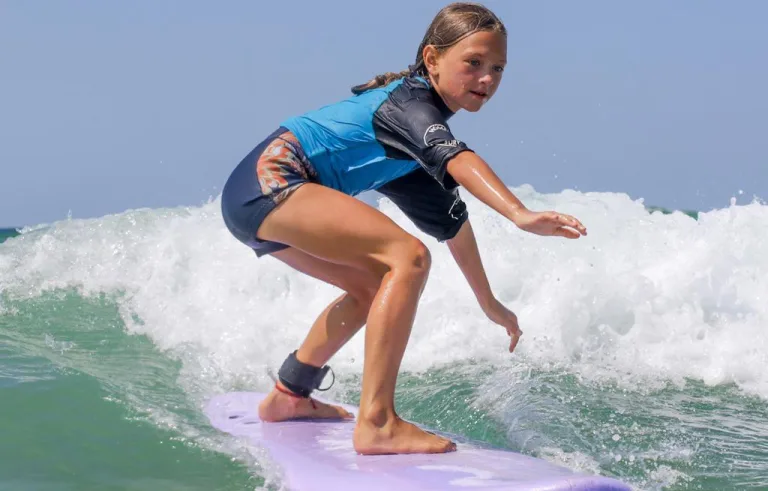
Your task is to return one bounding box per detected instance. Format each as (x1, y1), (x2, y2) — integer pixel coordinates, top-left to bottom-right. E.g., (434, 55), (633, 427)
(350, 2), (506, 95)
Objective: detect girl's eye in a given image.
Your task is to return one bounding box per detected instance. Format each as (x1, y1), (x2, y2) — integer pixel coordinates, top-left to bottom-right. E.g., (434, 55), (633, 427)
(493, 65), (505, 73)
(467, 59), (480, 67)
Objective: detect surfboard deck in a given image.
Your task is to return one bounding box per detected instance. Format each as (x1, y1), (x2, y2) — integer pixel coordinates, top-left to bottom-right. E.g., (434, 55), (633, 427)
(205, 391), (631, 491)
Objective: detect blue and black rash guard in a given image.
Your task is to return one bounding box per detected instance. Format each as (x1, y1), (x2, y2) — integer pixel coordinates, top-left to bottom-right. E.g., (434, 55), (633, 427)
(280, 75), (472, 241)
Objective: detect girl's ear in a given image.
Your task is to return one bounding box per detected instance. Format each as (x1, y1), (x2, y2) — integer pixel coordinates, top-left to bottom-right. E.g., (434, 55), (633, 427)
(422, 45), (440, 76)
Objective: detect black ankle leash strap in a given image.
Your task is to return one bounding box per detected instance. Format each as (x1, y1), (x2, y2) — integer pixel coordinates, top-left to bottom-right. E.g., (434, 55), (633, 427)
(277, 351), (334, 398)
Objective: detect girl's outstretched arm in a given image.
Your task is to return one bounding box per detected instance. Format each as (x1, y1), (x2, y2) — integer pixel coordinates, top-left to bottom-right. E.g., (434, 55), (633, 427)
(446, 152), (588, 238)
(446, 219), (523, 353)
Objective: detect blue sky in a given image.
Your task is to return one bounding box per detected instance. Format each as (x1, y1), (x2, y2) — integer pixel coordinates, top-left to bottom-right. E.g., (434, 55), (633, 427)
(1, 1), (766, 227)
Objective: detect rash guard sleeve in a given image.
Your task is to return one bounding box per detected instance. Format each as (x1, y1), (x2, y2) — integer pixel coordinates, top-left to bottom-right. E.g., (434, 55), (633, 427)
(373, 78), (472, 189)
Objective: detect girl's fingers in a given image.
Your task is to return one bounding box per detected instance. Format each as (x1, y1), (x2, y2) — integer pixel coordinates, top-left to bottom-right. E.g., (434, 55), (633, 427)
(560, 214), (587, 234)
(508, 328), (522, 353)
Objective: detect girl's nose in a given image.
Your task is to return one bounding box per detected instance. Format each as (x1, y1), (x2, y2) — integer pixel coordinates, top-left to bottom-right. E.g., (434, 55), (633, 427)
(478, 73), (494, 87)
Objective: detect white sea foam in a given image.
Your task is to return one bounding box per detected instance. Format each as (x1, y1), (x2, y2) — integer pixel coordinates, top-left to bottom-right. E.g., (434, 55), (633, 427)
(2, 188), (767, 403)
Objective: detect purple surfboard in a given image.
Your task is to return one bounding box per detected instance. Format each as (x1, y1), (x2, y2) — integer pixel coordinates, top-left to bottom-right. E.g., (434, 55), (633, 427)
(205, 392), (631, 491)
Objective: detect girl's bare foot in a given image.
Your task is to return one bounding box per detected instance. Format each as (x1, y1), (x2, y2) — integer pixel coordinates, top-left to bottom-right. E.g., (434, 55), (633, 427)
(258, 384), (354, 422)
(353, 411), (456, 455)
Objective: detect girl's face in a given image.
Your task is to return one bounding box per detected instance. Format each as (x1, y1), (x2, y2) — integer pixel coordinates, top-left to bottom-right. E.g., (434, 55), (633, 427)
(424, 30), (507, 113)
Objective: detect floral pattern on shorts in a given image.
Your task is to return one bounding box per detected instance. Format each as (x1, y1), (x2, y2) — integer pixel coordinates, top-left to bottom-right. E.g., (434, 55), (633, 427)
(255, 131), (317, 204)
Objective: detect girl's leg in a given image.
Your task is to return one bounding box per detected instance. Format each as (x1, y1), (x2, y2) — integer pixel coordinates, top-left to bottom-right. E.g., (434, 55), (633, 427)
(257, 183), (455, 455)
(259, 247), (379, 421)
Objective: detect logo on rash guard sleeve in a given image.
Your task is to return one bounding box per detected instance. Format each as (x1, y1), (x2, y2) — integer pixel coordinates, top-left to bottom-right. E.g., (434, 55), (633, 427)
(423, 124), (450, 145)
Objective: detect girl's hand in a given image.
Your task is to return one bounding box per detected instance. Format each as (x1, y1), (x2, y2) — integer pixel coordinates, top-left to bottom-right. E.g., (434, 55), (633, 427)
(514, 210), (587, 238)
(483, 298), (523, 353)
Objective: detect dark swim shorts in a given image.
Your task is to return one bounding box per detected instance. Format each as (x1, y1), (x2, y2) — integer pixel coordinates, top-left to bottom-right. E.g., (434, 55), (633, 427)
(221, 127), (318, 257)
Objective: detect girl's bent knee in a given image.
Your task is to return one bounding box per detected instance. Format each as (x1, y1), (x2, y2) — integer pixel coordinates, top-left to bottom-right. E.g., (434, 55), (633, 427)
(392, 237), (432, 278)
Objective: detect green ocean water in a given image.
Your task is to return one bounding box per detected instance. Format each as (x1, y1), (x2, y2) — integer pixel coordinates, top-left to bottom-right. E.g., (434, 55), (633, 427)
(1, 193), (767, 491)
(2, 288), (767, 490)
(0, 290), (256, 491)
(0, 228), (19, 244)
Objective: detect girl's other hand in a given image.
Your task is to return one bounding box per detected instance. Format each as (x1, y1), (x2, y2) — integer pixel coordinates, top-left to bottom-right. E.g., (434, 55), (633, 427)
(483, 298), (523, 353)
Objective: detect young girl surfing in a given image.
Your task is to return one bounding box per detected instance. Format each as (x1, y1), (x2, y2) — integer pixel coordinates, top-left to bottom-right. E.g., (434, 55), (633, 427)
(221, 2), (587, 456)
